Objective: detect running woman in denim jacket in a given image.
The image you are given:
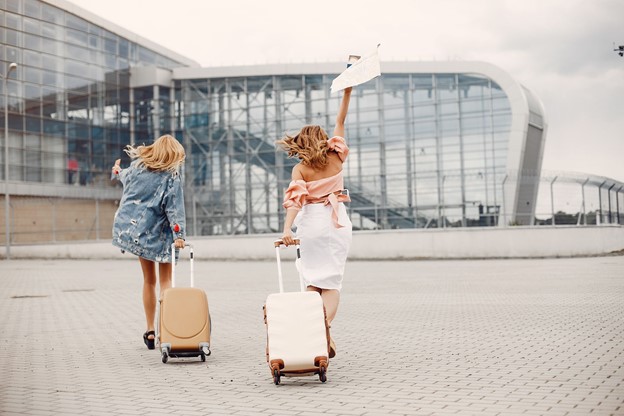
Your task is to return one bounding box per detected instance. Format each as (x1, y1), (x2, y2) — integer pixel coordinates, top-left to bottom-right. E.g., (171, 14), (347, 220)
(111, 134), (186, 350)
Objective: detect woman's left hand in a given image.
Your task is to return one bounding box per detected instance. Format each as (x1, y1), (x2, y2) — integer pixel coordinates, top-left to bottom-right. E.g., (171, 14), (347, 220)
(174, 238), (185, 249)
(281, 230), (296, 246)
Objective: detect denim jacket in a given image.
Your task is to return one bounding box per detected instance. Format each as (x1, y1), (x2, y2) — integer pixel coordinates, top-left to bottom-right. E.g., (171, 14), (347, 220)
(112, 161), (186, 263)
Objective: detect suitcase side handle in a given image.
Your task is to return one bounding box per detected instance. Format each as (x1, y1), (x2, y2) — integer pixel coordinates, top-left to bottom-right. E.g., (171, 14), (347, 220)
(274, 239), (303, 293)
(171, 242), (194, 288)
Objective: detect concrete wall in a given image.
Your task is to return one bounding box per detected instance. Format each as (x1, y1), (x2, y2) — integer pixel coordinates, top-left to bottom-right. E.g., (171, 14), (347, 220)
(3, 225), (623, 260)
(0, 196), (117, 244)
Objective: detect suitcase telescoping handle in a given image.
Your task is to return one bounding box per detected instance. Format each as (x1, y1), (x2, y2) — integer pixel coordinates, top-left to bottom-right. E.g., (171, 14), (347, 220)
(274, 239), (303, 293)
(171, 242), (194, 288)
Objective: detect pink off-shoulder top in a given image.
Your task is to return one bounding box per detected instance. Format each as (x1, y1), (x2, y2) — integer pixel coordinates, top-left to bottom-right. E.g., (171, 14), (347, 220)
(283, 136), (350, 228)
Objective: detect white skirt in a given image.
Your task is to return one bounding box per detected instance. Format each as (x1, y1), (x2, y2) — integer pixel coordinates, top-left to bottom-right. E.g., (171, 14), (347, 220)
(294, 203), (352, 291)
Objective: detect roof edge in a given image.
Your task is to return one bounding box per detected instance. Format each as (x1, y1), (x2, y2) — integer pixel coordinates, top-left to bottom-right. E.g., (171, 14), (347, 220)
(42, 0), (200, 67)
(173, 60), (526, 83)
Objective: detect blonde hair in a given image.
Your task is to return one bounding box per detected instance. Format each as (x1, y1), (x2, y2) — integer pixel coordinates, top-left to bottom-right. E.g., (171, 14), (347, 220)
(124, 134), (186, 173)
(276, 125), (330, 169)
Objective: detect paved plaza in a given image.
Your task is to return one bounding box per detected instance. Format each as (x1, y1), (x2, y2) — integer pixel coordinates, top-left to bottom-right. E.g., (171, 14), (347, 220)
(1, 255), (623, 415)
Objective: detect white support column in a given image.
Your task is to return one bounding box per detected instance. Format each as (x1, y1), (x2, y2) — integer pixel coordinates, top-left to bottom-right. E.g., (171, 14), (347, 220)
(129, 87), (135, 146)
(376, 77), (388, 228)
(153, 85), (160, 139)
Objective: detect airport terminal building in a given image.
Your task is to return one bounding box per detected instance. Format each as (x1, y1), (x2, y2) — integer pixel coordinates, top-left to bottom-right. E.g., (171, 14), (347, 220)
(1, 0), (550, 243)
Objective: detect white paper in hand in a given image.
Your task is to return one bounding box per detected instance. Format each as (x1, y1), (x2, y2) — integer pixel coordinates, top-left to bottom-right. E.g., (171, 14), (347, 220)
(330, 44), (381, 93)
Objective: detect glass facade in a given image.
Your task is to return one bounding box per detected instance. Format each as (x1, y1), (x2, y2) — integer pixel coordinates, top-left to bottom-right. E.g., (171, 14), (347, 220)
(7, 0), (621, 245)
(179, 72), (513, 234)
(1, 0), (188, 186)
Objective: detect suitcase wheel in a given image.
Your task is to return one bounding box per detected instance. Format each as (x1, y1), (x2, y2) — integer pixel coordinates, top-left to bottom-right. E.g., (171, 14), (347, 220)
(318, 365), (327, 383)
(273, 369), (281, 385)
(161, 344), (171, 364)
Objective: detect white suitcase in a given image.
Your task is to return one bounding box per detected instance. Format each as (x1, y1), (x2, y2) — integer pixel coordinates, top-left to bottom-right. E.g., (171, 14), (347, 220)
(263, 239), (330, 385)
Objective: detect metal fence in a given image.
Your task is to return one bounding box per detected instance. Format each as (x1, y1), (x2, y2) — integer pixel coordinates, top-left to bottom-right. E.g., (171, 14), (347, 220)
(532, 171), (623, 226)
(1, 170), (622, 248)
(340, 170), (623, 230)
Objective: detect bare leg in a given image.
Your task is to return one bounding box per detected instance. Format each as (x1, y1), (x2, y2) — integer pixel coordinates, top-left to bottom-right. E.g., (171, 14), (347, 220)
(158, 262), (172, 298)
(306, 286), (340, 325)
(307, 286), (340, 357)
(322, 289), (340, 358)
(320, 289), (340, 326)
(139, 257), (157, 338)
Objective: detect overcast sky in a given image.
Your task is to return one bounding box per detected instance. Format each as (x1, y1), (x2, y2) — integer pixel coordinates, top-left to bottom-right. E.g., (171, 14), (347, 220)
(75, 0), (624, 181)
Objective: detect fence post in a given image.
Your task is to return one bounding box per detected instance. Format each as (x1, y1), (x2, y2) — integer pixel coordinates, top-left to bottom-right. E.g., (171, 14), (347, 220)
(616, 186), (622, 225)
(51, 199), (57, 242)
(607, 183), (615, 224)
(192, 193), (197, 236)
(501, 174), (508, 226)
(598, 181), (605, 225)
(95, 198), (100, 240)
(581, 178), (589, 226)
(550, 176), (558, 226)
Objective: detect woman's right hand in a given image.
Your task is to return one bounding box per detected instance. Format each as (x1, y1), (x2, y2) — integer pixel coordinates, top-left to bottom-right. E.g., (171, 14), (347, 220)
(281, 230), (295, 246)
(112, 159), (121, 174)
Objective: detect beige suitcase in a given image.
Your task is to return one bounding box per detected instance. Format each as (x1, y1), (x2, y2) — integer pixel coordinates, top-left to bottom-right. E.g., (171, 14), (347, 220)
(263, 239), (330, 385)
(158, 243), (211, 363)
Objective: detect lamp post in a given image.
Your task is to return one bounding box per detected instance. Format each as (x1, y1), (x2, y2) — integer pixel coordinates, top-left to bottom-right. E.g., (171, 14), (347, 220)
(3, 62), (17, 260)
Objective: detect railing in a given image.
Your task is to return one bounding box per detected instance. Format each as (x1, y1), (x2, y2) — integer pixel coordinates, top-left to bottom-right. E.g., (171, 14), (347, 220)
(1, 170), (622, 245)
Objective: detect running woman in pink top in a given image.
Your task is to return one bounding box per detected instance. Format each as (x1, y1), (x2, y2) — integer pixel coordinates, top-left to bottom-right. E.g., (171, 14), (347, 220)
(277, 87), (353, 359)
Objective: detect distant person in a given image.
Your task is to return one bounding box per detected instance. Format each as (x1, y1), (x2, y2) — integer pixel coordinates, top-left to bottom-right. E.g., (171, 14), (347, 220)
(111, 134), (186, 350)
(67, 158), (79, 185)
(277, 86), (353, 359)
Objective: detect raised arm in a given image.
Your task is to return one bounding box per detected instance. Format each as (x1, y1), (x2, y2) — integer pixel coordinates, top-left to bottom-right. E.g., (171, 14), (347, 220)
(282, 164), (305, 246)
(333, 87), (352, 138)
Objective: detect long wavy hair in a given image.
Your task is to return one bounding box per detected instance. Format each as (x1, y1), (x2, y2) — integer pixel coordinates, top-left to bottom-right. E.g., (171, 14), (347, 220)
(276, 125), (330, 169)
(124, 134), (186, 173)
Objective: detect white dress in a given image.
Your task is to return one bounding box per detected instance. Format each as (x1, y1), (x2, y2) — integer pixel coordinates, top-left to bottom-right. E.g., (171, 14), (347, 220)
(282, 136), (352, 291)
(295, 202), (352, 290)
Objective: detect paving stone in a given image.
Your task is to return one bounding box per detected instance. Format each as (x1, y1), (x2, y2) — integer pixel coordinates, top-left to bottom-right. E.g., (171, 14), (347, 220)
(0, 256), (623, 415)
